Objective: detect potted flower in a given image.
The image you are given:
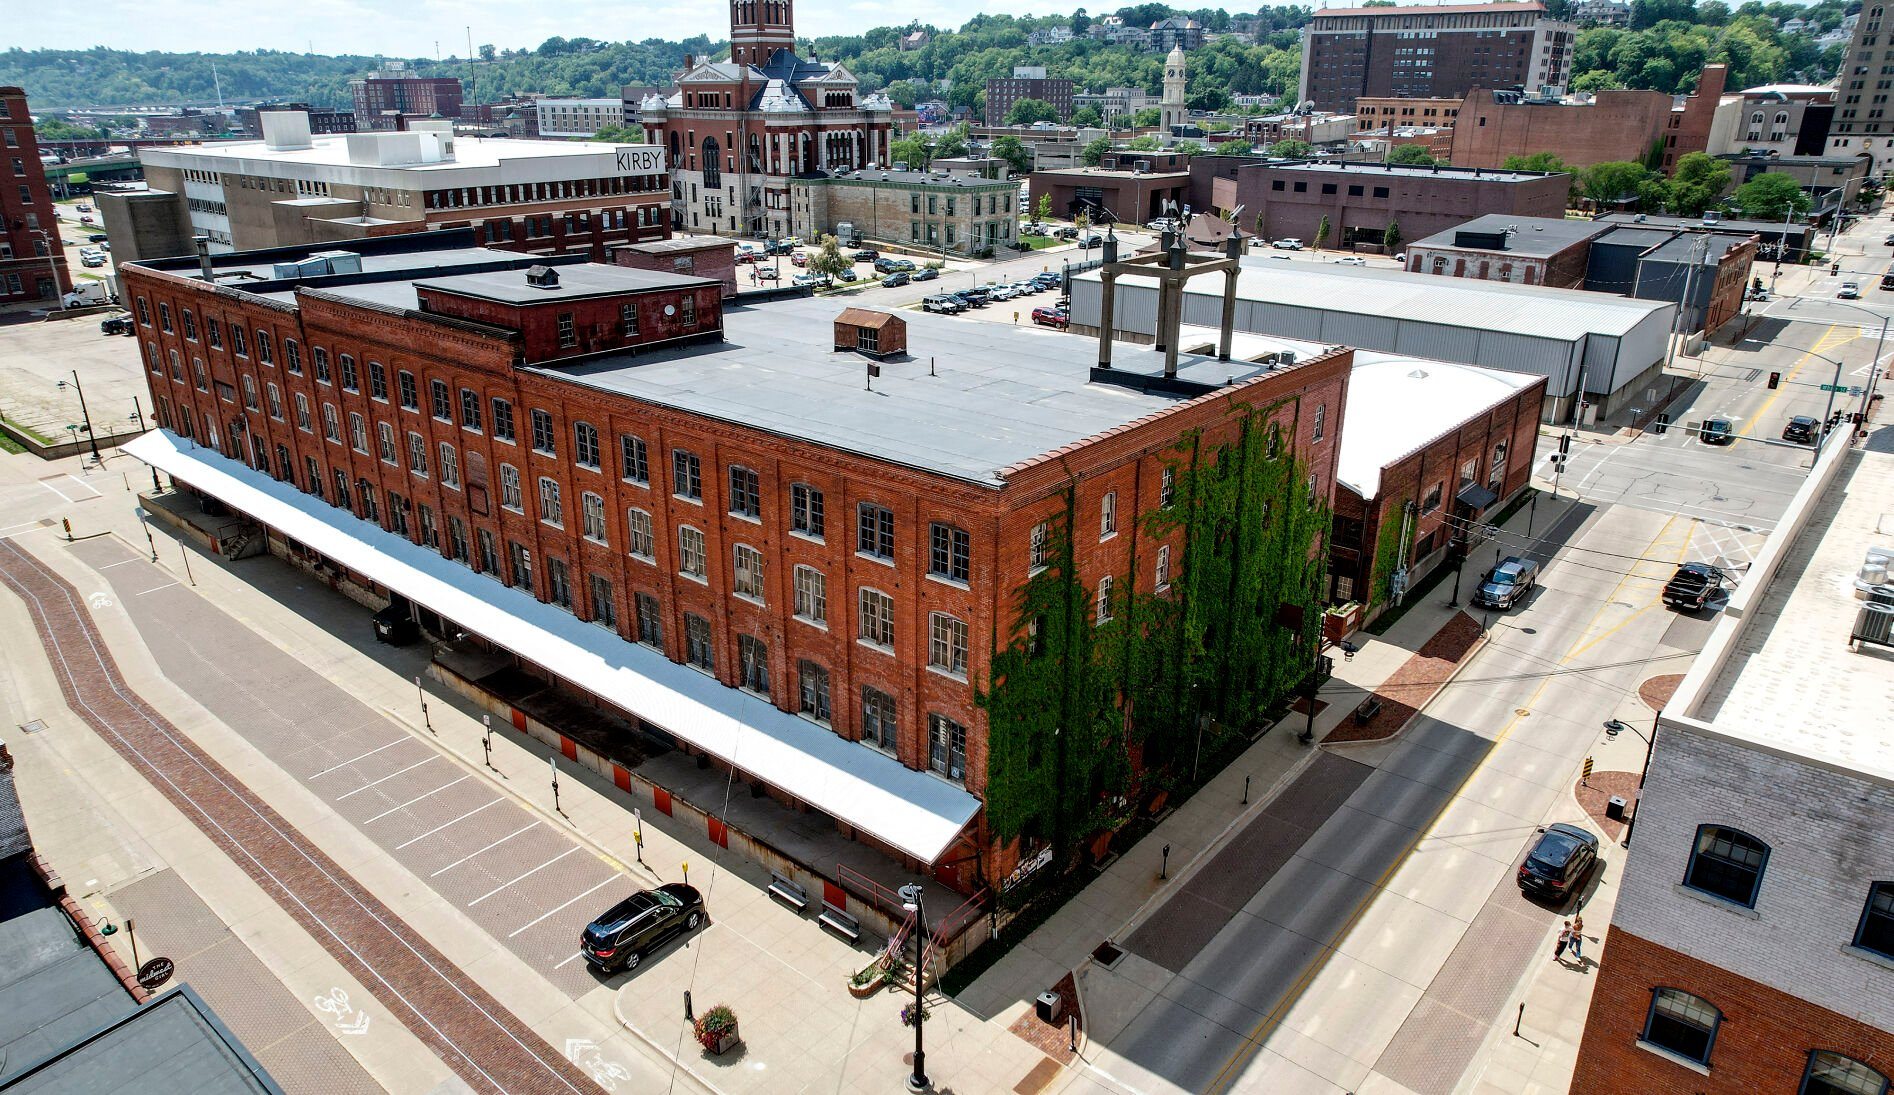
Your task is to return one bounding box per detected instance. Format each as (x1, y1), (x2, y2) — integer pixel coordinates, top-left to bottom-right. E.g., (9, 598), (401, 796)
(900, 1001), (931, 1027)
(694, 1004), (740, 1055)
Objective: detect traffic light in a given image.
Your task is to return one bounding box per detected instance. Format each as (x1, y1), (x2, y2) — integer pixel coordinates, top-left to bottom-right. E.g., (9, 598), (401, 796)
(1558, 433), (1572, 455)
(1767, 371), (1781, 390)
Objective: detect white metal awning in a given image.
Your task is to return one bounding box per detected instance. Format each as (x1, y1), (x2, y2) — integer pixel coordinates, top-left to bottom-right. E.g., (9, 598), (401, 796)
(123, 430), (981, 864)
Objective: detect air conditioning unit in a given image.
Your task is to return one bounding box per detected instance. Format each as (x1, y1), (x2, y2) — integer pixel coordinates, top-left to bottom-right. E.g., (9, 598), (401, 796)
(1851, 601), (1894, 650)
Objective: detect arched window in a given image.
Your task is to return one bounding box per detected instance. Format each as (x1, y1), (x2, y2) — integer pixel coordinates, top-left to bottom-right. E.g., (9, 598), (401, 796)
(1801, 1051), (1889, 1095)
(1684, 825), (1770, 907)
(1775, 111), (1791, 126)
(667, 130), (681, 169)
(1641, 988), (1720, 1065)
(703, 136), (722, 188)
(1751, 111), (1765, 124)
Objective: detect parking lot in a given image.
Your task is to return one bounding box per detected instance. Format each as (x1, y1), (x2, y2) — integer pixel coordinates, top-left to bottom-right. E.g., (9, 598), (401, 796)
(0, 309), (147, 445)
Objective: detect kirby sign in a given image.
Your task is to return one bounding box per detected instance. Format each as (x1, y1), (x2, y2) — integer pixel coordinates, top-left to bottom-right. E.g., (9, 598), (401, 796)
(614, 147), (666, 175)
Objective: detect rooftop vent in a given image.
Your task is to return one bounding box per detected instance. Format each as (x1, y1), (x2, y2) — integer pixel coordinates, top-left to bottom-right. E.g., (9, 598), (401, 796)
(1407, 368), (1429, 379)
(525, 265), (561, 289)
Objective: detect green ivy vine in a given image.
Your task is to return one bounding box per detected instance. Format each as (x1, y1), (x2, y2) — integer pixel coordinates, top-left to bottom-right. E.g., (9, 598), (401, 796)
(979, 396), (1331, 858)
(1367, 501), (1413, 610)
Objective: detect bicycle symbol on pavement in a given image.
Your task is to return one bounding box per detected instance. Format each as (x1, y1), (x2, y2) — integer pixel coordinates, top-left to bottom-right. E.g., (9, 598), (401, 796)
(312, 987), (371, 1036)
(565, 1038), (632, 1091)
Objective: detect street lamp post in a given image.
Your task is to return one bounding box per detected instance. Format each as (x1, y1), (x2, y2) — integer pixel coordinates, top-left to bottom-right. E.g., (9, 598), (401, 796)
(898, 883), (929, 1093)
(57, 371), (102, 464)
(34, 230), (67, 312)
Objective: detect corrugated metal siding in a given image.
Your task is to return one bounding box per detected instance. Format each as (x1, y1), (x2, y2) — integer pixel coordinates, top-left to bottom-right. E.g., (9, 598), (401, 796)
(1391, 321), (1483, 363)
(1323, 313), (1400, 348)
(1616, 307), (1673, 386)
(1472, 331), (1566, 379)
(1582, 334), (1620, 388)
(1242, 300), (1326, 341)
(1071, 278), (1103, 327)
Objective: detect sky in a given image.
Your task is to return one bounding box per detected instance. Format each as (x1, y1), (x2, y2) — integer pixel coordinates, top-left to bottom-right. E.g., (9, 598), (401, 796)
(8, 0), (1249, 55)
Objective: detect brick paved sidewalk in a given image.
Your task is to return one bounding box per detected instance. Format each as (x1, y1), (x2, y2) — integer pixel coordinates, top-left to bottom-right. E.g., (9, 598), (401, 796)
(1323, 611), (1486, 744)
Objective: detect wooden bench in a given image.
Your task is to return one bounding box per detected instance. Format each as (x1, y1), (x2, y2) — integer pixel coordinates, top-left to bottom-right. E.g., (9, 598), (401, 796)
(818, 901), (862, 943)
(767, 871), (809, 912)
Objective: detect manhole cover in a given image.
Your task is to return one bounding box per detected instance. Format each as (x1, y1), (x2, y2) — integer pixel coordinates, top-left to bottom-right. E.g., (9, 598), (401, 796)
(1514, 708), (1531, 717)
(18, 720), (46, 734)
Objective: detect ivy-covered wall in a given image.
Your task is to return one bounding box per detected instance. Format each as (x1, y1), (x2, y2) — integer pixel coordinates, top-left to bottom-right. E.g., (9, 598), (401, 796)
(979, 396), (1330, 857)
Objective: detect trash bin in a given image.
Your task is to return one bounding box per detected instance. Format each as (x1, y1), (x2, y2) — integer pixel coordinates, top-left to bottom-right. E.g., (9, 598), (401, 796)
(1035, 990), (1064, 1025)
(1605, 795), (1628, 821)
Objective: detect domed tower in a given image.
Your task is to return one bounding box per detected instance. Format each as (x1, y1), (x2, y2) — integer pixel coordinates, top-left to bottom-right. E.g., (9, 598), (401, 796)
(731, 0), (797, 67)
(1160, 45), (1188, 133)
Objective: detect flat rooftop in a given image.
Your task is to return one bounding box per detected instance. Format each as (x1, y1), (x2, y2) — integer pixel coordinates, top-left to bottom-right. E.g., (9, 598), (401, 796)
(1410, 214), (1610, 258)
(795, 169), (1015, 187)
(141, 133), (655, 173)
(410, 264), (717, 305)
(1596, 212), (1798, 236)
(1261, 161), (1555, 183)
(1336, 354), (1540, 499)
(1688, 447), (1894, 780)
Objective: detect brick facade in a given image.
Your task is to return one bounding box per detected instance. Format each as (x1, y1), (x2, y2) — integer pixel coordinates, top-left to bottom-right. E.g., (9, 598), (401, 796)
(1300, 2), (1574, 113)
(124, 251), (1353, 890)
(1237, 162), (1570, 250)
(0, 86), (74, 304)
(1574, 930), (1894, 1095)
(984, 78), (1076, 126)
(1451, 87), (1675, 169)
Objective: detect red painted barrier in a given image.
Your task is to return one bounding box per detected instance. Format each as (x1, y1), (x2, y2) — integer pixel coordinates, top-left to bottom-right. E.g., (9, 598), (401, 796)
(509, 708), (526, 732)
(613, 765), (631, 792)
(708, 817), (729, 848)
(653, 787), (673, 815)
(559, 737), (577, 761)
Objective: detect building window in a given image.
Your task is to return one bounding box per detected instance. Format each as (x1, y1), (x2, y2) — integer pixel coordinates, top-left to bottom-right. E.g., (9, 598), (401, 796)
(685, 613), (715, 670)
(546, 557), (572, 608)
(206, 318), (223, 349)
(531, 408), (556, 454)
(407, 432), (428, 475)
(622, 302), (640, 336)
(859, 587), (895, 647)
(284, 339), (303, 374)
(322, 403), (342, 443)
(1156, 544), (1172, 590)
(339, 355), (358, 392)
(266, 382), (283, 419)
(348, 412), (367, 452)
(492, 398), (515, 441)
(1161, 466), (1176, 506)
(1313, 403), (1326, 441)
(181, 309), (197, 341)
(927, 714), (967, 781)
(794, 565), (826, 623)
(294, 393), (312, 432)
(582, 492), (607, 542)
(1640, 988), (1719, 1066)
(673, 449), (702, 499)
(620, 434), (648, 483)
(417, 504), (438, 548)
(636, 593), (663, 647)
(791, 483), (824, 538)
(1421, 482), (1443, 514)
(857, 503), (894, 560)
(861, 687), (897, 751)
(509, 541), (533, 590)
(158, 302), (173, 333)
(626, 508), (655, 558)
(440, 443), (460, 488)
(589, 573), (617, 629)
(460, 388), (482, 430)
(537, 477), (564, 526)
(1801, 1052), (1890, 1095)
(570, 421), (599, 468)
(397, 370), (417, 409)
(1854, 882), (1894, 959)
(431, 379), (451, 421)
(797, 661), (832, 724)
(499, 464), (523, 510)
(446, 515), (469, 562)
(1100, 492), (1117, 538)
(557, 312), (577, 348)
(1684, 825), (1769, 908)
(243, 375), (261, 412)
(478, 529), (500, 576)
(681, 295), (697, 327)
(365, 360), (385, 400)
(1029, 521), (1050, 571)
(1097, 574), (1114, 623)
(929, 612), (968, 676)
(678, 526), (707, 578)
(738, 634), (770, 693)
(734, 544), (766, 600)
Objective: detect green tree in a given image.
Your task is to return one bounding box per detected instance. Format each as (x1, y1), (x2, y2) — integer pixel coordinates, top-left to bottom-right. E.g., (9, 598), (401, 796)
(1382, 220), (1402, 252)
(990, 135), (1034, 175)
(1268, 139), (1313, 159)
(1187, 88), (1231, 112)
(590, 122), (643, 143)
(884, 79), (920, 108)
(1131, 107), (1163, 128)
(33, 118), (106, 141)
(1503, 152), (1571, 174)
(889, 134), (932, 170)
(1214, 138), (1252, 154)
(1571, 70), (1623, 93)
(1172, 139), (1207, 156)
(933, 126), (971, 160)
(1731, 172), (1811, 219)
(1314, 214), (1331, 249)
(1669, 151), (1733, 215)
(808, 234), (852, 281)
(1071, 105), (1103, 128)
(1386, 143), (1439, 166)
(1082, 135), (1115, 165)
(1036, 193), (1054, 221)
(1003, 97), (1060, 126)
(1581, 160), (1653, 205)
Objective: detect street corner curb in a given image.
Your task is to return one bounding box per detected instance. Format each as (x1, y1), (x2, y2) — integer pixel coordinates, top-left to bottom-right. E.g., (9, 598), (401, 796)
(1322, 625), (1493, 751)
(611, 986), (730, 1095)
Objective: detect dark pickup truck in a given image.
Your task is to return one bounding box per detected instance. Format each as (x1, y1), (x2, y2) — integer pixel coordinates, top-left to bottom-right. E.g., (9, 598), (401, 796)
(1663, 563), (1723, 612)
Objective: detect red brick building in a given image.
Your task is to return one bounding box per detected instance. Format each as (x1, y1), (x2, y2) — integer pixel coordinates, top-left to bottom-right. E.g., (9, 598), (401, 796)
(121, 233), (1351, 892)
(351, 68), (464, 130)
(1299, 2), (1576, 114)
(611, 236), (738, 298)
(0, 86), (74, 305)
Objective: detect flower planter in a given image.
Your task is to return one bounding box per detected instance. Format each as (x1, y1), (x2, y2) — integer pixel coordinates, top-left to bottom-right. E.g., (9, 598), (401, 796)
(709, 1025), (740, 1055)
(694, 1005), (741, 1055)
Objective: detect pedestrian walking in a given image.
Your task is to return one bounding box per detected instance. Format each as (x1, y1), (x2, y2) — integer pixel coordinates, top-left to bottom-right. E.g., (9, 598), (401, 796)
(1570, 915), (1585, 961)
(1554, 920), (1572, 962)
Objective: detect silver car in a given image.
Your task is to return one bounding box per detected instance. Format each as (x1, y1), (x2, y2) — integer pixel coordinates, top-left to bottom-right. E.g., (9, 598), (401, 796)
(1474, 556), (1539, 609)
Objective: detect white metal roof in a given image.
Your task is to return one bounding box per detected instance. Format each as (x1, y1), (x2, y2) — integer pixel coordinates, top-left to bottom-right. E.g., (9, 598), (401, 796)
(122, 430), (982, 863)
(139, 134), (666, 187)
(1334, 353), (1540, 499)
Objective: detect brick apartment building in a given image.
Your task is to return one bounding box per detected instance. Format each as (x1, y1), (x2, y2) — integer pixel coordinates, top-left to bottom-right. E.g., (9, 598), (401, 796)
(350, 66), (463, 130)
(119, 232), (1352, 891)
(984, 70), (1077, 126)
(1405, 215), (1608, 288)
(0, 86), (74, 305)
(1299, 2), (1576, 114)
(1236, 160), (1570, 249)
(1572, 443), (1894, 1095)
(789, 168), (1019, 253)
(237, 102), (357, 138)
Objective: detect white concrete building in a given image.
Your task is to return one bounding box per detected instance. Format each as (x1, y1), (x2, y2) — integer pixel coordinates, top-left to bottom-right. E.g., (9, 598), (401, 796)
(1574, 438), (1894, 1091)
(534, 98), (631, 138)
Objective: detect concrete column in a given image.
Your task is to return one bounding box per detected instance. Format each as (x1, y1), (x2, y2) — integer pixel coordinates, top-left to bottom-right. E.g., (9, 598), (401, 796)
(1098, 271), (1117, 369)
(1218, 268), (1238, 362)
(1154, 275), (1172, 355)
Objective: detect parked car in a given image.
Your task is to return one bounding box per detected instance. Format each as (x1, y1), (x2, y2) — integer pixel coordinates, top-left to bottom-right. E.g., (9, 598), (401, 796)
(1663, 562), (1723, 612)
(1516, 823), (1599, 899)
(763, 239), (795, 256)
(1078, 234), (1103, 249)
(579, 884), (706, 973)
(1840, 281), (1862, 299)
(79, 214), (94, 225)
(80, 253), (106, 268)
(780, 236), (803, 248)
(76, 203), (92, 213)
(1010, 279), (1040, 294)
(1473, 556), (1540, 610)
(1031, 272), (1062, 289)
(86, 232), (108, 243)
(99, 315), (132, 335)
(1333, 256), (1366, 266)
(852, 248), (880, 262)
(881, 272), (911, 287)
(1698, 416), (1734, 445)
(873, 257), (903, 274)
(791, 273), (830, 288)
(953, 288), (989, 307)
(892, 258), (917, 272)
(790, 251), (809, 267)
(910, 266), (939, 282)
(1054, 226), (1080, 241)
(755, 267), (780, 281)
(734, 250), (758, 264)
(1031, 306), (1069, 328)
(1782, 414), (1820, 443)
(922, 294), (966, 314)
(1271, 238), (1302, 250)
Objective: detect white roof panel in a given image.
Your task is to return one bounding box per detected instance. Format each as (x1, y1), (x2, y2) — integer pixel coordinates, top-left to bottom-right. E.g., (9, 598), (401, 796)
(1335, 353), (1540, 499)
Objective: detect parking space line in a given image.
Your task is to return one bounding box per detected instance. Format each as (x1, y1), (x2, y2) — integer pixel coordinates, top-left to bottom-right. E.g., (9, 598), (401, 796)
(395, 799), (504, 850)
(363, 775), (473, 824)
(335, 756), (436, 800)
(134, 582), (179, 596)
(432, 822), (540, 877)
(507, 876), (620, 938)
(309, 737), (413, 778)
(99, 558), (142, 570)
(469, 847), (581, 906)
(553, 951), (587, 970)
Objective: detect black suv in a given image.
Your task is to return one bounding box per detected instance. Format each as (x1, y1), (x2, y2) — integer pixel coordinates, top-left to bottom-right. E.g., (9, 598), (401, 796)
(1517, 823), (1599, 899)
(1663, 562), (1723, 612)
(580, 884), (705, 973)
(1782, 415), (1820, 444)
(1698, 417), (1734, 445)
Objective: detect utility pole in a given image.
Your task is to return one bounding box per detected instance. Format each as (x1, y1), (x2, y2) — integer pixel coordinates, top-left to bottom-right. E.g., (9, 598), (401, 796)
(58, 372), (101, 464)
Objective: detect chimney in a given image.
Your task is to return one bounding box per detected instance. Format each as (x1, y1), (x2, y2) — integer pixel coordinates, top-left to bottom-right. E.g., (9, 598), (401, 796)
(194, 235), (215, 282)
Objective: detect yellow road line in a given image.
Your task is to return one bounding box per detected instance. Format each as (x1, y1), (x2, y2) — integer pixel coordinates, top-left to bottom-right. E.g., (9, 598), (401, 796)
(1738, 324), (1841, 438)
(1202, 512), (1685, 1093)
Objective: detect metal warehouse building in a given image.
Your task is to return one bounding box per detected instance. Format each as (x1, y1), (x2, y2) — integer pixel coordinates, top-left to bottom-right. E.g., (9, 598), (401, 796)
(1070, 261), (1678, 424)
